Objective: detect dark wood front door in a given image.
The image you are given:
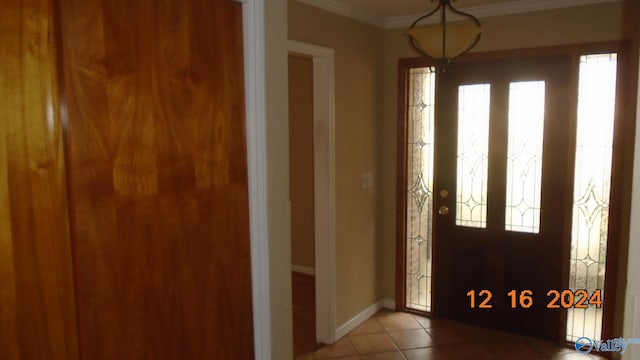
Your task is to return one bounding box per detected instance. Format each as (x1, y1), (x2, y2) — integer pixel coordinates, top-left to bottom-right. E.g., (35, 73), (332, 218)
(57, 0), (254, 358)
(432, 56), (574, 340)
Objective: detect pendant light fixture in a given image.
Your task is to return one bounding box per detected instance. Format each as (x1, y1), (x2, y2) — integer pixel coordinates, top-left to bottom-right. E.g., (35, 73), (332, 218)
(406, 0), (482, 69)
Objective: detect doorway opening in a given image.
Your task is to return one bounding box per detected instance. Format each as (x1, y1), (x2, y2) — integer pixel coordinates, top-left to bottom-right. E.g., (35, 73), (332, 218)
(289, 53), (319, 358)
(288, 40), (337, 351)
(396, 44), (632, 344)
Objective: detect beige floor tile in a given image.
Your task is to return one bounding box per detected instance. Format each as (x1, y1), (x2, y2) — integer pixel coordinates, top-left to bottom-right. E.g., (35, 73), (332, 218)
(411, 315), (456, 330)
(350, 317), (385, 336)
(461, 325), (513, 341)
(529, 339), (576, 357)
(350, 333), (399, 354)
(405, 343), (499, 360)
(411, 315), (432, 329)
(314, 337), (358, 359)
(359, 351), (406, 360)
(388, 329), (436, 350)
(484, 339), (545, 359)
(550, 352), (608, 360)
(429, 344), (496, 360)
(376, 312), (422, 331)
(426, 325), (477, 345)
(403, 346), (454, 360)
(453, 344), (502, 360)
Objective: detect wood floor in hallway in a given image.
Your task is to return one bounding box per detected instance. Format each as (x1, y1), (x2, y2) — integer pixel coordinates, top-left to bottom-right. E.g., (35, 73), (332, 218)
(293, 271), (324, 359)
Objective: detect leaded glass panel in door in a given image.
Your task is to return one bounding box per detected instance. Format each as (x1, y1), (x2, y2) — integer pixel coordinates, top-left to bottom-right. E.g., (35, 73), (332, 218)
(405, 67), (435, 312)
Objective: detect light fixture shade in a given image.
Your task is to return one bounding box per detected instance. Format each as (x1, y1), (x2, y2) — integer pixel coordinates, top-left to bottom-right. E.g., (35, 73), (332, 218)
(406, 23), (481, 60)
(406, 0), (482, 68)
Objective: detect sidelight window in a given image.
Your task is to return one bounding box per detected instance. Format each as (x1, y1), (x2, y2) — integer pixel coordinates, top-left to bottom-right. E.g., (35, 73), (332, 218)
(405, 67), (436, 312)
(566, 53), (617, 342)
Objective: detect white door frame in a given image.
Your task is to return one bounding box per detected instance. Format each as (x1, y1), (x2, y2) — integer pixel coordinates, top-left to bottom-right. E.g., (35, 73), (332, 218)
(242, 0), (337, 353)
(288, 40), (337, 345)
(240, 0), (272, 359)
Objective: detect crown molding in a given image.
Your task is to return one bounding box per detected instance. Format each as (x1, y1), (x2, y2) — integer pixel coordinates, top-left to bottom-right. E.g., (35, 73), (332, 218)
(295, 0), (622, 29)
(296, 0), (387, 27)
(385, 0), (622, 29)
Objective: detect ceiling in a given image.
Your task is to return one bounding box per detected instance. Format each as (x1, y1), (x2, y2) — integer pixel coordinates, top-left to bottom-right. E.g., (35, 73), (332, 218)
(296, 0), (621, 28)
(337, 0), (514, 18)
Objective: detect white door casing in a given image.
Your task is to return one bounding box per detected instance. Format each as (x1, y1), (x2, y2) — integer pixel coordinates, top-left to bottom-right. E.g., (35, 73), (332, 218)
(288, 40), (337, 345)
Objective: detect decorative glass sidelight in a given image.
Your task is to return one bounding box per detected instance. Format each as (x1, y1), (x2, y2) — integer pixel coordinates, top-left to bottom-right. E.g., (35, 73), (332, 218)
(405, 67), (436, 312)
(505, 81), (546, 233)
(456, 84), (491, 228)
(567, 53), (617, 342)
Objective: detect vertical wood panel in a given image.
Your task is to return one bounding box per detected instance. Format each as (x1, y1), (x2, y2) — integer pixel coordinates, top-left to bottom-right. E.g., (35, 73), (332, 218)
(0, 61), (18, 360)
(0, 0), (80, 359)
(57, 0), (254, 358)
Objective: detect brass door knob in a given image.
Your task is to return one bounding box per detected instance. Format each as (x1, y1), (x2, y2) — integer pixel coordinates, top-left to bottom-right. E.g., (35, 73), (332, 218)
(438, 206), (449, 215)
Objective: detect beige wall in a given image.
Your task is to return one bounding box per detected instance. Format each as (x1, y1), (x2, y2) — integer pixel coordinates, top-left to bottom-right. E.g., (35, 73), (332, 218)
(289, 0), (385, 325)
(265, 0), (293, 358)
(288, 55), (316, 269)
(380, 2), (627, 301)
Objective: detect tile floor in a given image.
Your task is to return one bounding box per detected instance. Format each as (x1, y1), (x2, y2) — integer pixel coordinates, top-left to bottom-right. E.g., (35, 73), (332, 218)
(298, 310), (606, 360)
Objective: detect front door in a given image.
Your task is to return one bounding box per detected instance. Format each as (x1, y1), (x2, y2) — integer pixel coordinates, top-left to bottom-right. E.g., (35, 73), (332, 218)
(398, 48), (624, 343)
(433, 56), (573, 340)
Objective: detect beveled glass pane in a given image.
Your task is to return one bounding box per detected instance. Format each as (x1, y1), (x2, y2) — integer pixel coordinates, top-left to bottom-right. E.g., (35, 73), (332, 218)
(566, 53), (617, 343)
(505, 81), (545, 233)
(456, 84), (490, 228)
(405, 67), (436, 312)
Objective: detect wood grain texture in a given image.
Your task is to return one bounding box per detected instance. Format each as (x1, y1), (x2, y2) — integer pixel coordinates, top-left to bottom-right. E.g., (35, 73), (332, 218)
(57, 0), (254, 358)
(292, 272), (322, 358)
(0, 0), (80, 359)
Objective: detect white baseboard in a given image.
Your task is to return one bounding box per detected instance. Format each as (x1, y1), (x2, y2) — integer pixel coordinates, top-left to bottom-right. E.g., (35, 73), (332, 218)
(382, 298), (396, 310)
(335, 297), (395, 340)
(291, 265), (316, 276)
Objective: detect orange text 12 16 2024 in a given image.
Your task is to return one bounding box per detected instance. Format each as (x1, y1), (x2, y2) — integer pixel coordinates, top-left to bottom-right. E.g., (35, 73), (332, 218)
(466, 289), (602, 309)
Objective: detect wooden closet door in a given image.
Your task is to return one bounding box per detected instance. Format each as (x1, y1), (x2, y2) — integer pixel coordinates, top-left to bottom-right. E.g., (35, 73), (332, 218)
(1, 0), (80, 359)
(57, 0), (254, 358)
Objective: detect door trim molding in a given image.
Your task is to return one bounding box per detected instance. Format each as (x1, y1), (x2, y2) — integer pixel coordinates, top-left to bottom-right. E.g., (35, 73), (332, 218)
(243, 1), (271, 359)
(288, 40), (337, 345)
